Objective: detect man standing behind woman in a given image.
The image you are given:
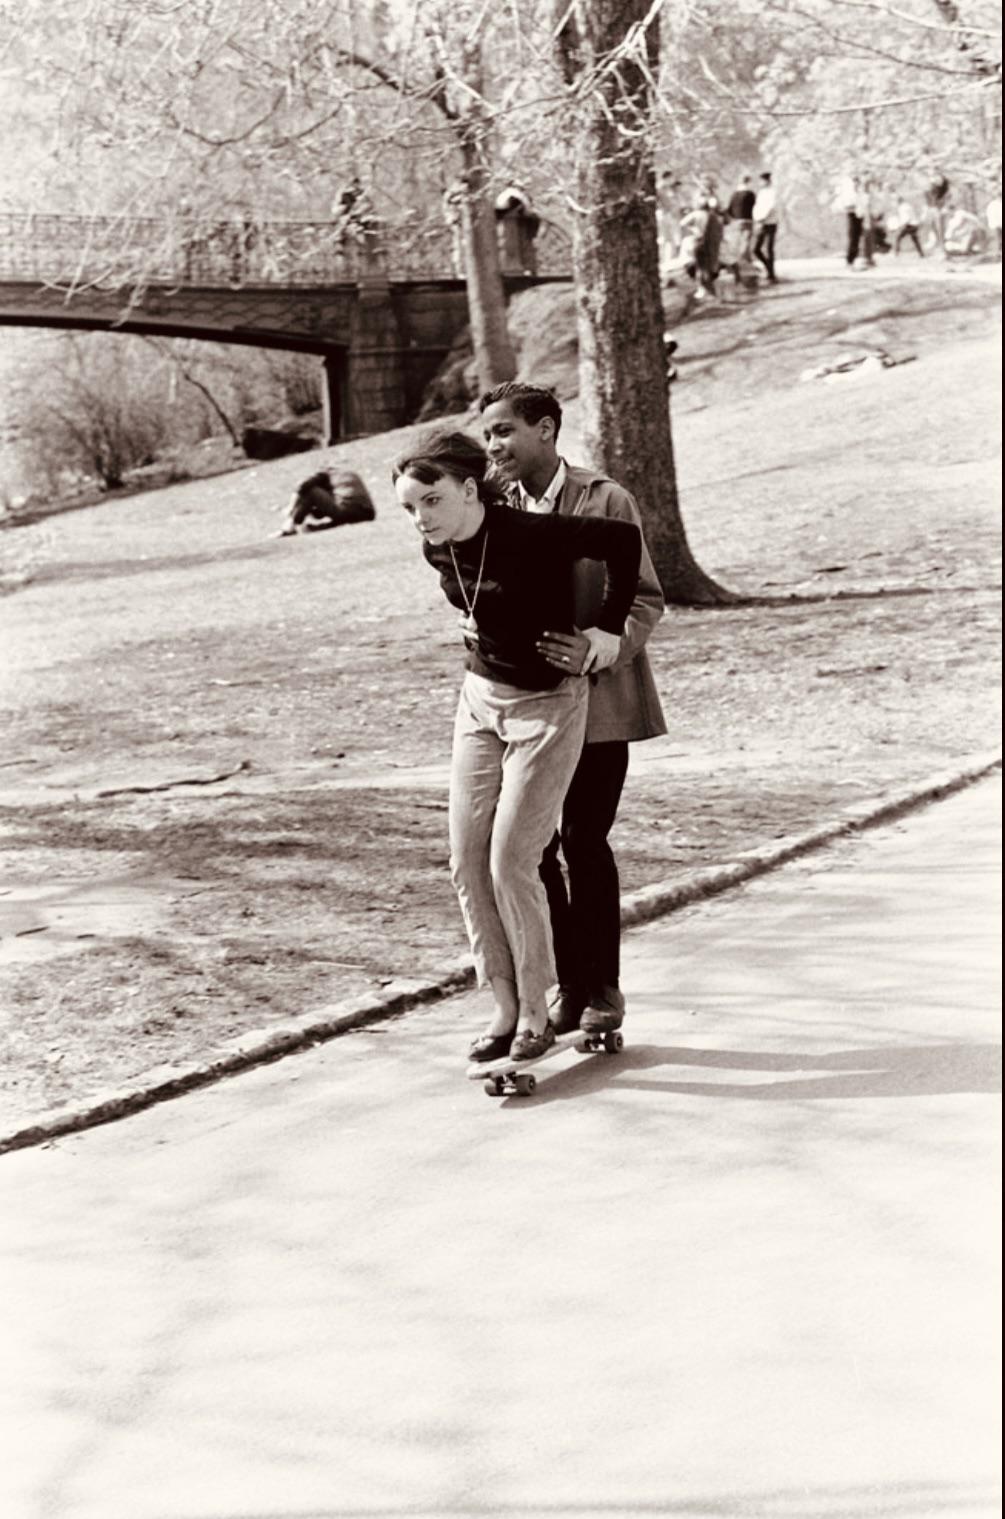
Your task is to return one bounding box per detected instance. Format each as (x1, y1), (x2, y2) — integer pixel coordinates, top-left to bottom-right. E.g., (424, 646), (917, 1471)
(393, 429), (643, 1064)
(478, 383), (667, 1039)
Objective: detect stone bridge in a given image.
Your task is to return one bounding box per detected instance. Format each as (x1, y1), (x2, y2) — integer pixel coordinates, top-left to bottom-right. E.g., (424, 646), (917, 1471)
(0, 212), (570, 440)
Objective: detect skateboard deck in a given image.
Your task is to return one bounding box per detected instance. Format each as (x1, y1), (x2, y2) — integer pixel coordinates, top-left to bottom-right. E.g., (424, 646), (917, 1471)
(466, 1027), (625, 1097)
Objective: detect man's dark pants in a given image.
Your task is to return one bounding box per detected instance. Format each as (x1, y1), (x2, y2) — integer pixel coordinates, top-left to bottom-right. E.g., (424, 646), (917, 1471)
(754, 223), (777, 281)
(539, 739), (630, 999)
(846, 213), (864, 265)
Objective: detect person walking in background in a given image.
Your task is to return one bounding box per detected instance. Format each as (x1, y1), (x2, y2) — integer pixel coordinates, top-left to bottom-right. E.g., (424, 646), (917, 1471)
(727, 174), (756, 260)
(679, 193), (722, 298)
(850, 177), (877, 269)
(753, 171), (779, 283)
(393, 430), (642, 1064)
(478, 382), (666, 1039)
(694, 193), (723, 297)
(834, 171), (863, 267)
(925, 168), (951, 253)
(656, 172), (684, 273)
(868, 183), (891, 254)
(894, 190), (925, 256)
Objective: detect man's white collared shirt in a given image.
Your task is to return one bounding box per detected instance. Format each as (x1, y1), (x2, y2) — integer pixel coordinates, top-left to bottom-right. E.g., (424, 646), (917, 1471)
(753, 186), (777, 223)
(517, 459), (567, 514)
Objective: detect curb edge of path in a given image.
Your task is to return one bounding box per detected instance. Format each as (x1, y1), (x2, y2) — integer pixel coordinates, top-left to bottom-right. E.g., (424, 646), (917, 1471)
(2, 749), (1000, 1157)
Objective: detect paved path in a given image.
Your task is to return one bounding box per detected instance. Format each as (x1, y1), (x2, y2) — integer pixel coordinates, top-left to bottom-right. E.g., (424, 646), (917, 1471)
(2, 778), (1001, 1519)
(777, 252), (1002, 289)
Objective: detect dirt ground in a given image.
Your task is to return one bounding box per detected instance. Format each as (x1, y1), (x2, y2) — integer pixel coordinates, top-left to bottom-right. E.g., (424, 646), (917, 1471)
(0, 267), (1000, 1124)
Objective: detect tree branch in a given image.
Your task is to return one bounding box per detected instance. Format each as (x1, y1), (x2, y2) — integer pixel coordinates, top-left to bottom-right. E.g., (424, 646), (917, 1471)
(138, 336), (240, 444)
(824, 0), (1001, 39)
(771, 1), (994, 77)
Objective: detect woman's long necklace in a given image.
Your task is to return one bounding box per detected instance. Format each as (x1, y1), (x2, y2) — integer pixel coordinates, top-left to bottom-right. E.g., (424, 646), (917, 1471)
(448, 532), (489, 637)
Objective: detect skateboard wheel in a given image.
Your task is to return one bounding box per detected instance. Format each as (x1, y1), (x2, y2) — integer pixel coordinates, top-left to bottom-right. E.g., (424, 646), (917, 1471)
(514, 1073), (537, 1096)
(574, 1040), (592, 1054)
(604, 1031), (624, 1054)
(483, 1078), (504, 1097)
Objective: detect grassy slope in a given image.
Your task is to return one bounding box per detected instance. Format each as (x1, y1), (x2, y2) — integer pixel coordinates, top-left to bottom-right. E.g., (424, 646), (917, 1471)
(0, 271), (1000, 1120)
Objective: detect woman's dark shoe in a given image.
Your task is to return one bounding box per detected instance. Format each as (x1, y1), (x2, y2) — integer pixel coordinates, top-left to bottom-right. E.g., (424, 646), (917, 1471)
(509, 1022), (557, 1062)
(468, 1031), (516, 1064)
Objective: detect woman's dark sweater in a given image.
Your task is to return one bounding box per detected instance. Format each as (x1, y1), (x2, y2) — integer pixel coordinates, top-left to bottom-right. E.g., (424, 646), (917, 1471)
(424, 499), (642, 690)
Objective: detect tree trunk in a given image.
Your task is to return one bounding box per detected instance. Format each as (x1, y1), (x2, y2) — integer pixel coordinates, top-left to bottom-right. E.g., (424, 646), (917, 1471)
(554, 0), (734, 605)
(455, 54), (516, 392)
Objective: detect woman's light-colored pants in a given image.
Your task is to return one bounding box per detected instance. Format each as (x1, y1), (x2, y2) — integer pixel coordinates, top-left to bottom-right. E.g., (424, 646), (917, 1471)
(449, 671), (588, 1010)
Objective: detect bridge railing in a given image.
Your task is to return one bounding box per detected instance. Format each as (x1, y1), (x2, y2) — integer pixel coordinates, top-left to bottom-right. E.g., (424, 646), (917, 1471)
(0, 212), (571, 290)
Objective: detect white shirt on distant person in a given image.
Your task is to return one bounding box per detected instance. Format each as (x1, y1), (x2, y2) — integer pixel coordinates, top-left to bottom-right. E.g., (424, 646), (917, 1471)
(753, 185), (777, 224)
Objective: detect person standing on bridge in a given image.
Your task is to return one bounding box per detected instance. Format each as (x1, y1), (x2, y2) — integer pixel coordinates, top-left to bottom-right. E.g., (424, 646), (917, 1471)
(393, 429), (642, 1065)
(477, 383), (666, 1041)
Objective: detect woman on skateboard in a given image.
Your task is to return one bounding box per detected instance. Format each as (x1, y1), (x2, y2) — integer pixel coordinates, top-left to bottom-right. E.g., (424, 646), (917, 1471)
(392, 430), (641, 1064)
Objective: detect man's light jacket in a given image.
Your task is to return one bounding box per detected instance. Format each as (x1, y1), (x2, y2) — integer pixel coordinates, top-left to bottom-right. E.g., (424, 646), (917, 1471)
(556, 463), (668, 745)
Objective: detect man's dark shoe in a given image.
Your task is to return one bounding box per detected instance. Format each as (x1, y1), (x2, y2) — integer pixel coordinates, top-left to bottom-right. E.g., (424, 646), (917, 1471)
(580, 986), (626, 1034)
(548, 986), (587, 1036)
(509, 1022), (557, 1062)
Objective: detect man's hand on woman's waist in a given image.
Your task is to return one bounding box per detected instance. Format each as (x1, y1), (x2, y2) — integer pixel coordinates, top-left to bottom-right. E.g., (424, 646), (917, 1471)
(536, 626), (620, 676)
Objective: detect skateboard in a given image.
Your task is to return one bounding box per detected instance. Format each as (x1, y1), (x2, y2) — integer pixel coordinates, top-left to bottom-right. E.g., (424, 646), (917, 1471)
(466, 1027), (625, 1098)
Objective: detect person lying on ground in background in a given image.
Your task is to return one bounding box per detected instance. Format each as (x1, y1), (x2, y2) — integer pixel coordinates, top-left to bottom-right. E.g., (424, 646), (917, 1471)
(274, 469), (375, 538)
(392, 429), (642, 1064)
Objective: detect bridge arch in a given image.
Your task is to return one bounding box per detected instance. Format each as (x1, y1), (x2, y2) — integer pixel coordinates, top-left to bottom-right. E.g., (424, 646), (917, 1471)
(0, 302), (352, 441)
(0, 212), (570, 442)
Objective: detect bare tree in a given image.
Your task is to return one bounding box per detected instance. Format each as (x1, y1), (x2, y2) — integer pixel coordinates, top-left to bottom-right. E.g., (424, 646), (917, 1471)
(389, 5), (517, 387)
(554, 0), (734, 603)
(4, 0), (518, 388)
(16, 335), (172, 491)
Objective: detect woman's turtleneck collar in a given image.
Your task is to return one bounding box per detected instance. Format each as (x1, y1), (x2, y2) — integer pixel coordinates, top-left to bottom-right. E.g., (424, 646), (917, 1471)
(449, 497), (487, 546)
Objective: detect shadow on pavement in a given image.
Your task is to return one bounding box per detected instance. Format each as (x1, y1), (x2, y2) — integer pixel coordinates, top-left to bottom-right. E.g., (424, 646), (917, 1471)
(500, 1041), (1002, 1107)
(163, 1475), (1004, 1516)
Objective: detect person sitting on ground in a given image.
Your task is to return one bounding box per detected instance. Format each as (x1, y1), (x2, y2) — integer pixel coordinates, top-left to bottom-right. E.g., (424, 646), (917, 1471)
(274, 468), (376, 538)
(944, 205), (988, 256)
